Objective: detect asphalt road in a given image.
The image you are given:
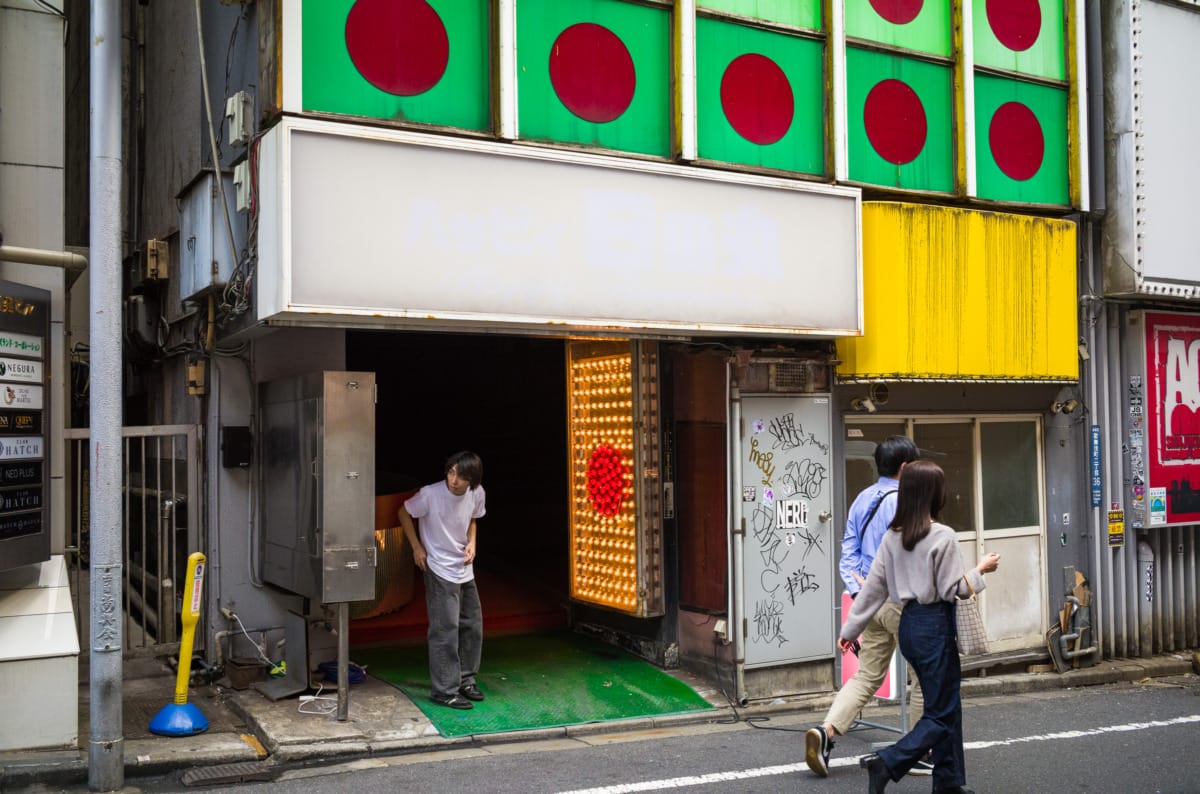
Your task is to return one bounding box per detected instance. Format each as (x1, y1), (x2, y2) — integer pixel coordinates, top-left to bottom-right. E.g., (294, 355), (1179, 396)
(55, 675), (1200, 793)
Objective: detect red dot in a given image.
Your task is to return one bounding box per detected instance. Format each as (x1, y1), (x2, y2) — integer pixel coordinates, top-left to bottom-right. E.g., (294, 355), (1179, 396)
(720, 54), (794, 145)
(549, 24), (637, 124)
(344, 0), (449, 97)
(869, 0), (924, 25)
(989, 101), (1044, 181)
(863, 79), (927, 165)
(986, 0), (1042, 52)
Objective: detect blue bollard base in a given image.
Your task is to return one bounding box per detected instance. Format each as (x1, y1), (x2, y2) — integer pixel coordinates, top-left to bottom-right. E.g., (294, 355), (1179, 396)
(149, 702), (209, 737)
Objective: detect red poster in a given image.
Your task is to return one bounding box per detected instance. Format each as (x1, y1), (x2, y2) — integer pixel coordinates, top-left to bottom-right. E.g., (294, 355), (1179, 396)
(1146, 312), (1200, 525)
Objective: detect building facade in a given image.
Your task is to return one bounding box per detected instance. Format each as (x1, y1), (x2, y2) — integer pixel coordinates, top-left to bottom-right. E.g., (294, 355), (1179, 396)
(46, 0), (1200, 721)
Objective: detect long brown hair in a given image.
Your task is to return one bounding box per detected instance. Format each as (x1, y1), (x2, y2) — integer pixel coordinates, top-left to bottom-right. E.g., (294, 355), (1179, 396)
(889, 460), (946, 551)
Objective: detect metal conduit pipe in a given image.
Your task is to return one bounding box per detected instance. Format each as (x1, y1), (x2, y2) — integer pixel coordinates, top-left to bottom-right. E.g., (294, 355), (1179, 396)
(0, 245), (88, 280)
(1163, 530), (1173, 650)
(1137, 541), (1155, 657)
(89, 0), (125, 788)
(729, 376), (748, 705)
(1178, 529), (1189, 650)
(724, 366), (735, 675)
(1085, 237), (1107, 659)
(1106, 308), (1128, 656)
(1189, 528), (1198, 647)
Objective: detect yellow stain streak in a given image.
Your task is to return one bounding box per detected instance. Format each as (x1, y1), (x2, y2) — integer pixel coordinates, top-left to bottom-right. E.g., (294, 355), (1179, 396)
(837, 202), (1078, 381)
(241, 733), (268, 758)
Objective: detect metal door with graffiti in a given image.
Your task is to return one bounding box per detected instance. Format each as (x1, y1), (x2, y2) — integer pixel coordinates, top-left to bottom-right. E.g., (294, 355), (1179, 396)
(740, 395), (834, 668)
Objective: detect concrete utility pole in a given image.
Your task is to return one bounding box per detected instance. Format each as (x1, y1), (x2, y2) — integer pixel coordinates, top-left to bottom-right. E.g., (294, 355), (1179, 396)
(88, 0), (125, 790)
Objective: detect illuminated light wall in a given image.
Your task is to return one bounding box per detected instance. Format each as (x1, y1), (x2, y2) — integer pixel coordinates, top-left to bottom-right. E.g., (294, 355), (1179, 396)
(568, 343), (638, 612)
(286, 0), (1081, 208)
(566, 341), (663, 616)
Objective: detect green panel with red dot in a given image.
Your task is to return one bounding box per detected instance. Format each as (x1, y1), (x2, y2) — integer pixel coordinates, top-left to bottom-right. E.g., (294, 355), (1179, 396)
(300, 0), (490, 132)
(516, 0), (670, 157)
(696, 18), (824, 174)
(697, 0), (821, 31)
(974, 73), (1068, 204)
(846, 47), (954, 193)
(972, 0), (1065, 80)
(845, 0), (951, 57)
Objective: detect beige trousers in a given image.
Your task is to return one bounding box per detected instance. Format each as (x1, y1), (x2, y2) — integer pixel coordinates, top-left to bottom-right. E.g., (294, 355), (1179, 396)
(826, 599), (923, 735)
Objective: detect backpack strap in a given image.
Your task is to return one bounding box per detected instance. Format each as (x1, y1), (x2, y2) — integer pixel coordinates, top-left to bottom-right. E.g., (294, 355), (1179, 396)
(858, 488), (898, 543)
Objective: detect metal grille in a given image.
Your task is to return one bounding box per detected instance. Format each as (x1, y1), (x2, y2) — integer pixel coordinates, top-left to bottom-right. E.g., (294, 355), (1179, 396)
(64, 425), (202, 658)
(769, 363), (810, 392)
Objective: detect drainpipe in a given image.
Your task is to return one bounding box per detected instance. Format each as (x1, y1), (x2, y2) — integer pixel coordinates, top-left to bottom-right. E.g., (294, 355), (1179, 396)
(89, 0), (124, 790)
(729, 373), (748, 705)
(0, 245), (87, 285)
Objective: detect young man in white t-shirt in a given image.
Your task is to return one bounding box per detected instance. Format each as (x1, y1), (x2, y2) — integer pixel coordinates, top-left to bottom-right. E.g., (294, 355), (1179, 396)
(398, 451), (487, 710)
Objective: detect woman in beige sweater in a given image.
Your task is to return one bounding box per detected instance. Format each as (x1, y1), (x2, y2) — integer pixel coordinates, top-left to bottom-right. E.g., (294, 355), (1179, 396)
(839, 460), (1000, 794)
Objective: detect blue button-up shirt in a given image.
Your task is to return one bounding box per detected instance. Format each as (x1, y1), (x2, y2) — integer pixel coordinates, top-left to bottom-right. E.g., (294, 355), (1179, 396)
(839, 476), (900, 596)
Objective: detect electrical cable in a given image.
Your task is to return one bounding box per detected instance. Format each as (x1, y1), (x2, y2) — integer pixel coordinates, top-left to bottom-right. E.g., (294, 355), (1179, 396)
(32, 0), (63, 16)
(231, 612), (274, 667)
(297, 683), (338, 716)
(194, 0), (241, 302)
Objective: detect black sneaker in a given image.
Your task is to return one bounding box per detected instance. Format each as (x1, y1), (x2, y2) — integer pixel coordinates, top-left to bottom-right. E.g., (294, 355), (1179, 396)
(804, 727), (832, 777)
(430, 693), (473, 710)
(459, 683), (485, 702)
(910, 758), (934, 776)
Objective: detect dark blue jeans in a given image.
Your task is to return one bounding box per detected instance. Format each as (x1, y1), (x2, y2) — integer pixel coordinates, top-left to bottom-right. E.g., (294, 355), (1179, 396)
(878, 601), (966, 790)
(423, 569), (483, 699)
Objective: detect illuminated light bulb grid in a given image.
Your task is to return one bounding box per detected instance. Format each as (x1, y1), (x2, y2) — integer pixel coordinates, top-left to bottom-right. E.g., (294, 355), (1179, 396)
(569, 353), (638, 611)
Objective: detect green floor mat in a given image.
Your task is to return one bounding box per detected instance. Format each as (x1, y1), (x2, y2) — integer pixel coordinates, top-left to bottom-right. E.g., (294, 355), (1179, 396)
(353, 631), (714, 737)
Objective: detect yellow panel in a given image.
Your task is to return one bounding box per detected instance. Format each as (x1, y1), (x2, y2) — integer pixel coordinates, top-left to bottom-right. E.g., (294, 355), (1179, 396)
(837, 202), (1078, 381)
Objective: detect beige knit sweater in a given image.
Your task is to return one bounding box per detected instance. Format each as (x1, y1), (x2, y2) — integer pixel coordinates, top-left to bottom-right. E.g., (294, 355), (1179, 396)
(840, 522), (986, 641)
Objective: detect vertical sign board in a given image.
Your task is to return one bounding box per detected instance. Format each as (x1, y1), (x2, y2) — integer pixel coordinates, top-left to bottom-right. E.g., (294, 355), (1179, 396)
(740, 394), (834, 668)
(1143, 312), (1200, 527)
(0, 281), (49, 570)
(1090, 425), (1103, 508)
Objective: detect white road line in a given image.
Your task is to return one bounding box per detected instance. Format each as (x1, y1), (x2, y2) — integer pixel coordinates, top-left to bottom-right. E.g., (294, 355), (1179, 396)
(962, 713), (1200, 749)
(555, 715), (1200, 794)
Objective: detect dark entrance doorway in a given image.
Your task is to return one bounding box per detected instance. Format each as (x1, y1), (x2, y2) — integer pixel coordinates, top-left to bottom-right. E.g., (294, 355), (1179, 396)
(345, 331), (570, 643)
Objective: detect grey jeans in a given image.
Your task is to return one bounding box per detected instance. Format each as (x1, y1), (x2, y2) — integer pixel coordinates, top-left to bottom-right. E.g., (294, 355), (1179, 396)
(423, 568), (483, 699)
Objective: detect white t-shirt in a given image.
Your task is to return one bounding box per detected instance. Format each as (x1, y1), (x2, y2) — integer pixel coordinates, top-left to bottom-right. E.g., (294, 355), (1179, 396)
(404, 480), (486, 584)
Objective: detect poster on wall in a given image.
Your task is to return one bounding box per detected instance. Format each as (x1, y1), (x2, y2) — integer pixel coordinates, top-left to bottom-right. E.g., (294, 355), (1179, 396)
(1145, 312), (1200, 526)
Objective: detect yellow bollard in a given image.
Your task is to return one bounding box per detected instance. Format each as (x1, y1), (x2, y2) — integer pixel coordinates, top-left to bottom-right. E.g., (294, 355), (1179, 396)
(149, 552), (210, 736)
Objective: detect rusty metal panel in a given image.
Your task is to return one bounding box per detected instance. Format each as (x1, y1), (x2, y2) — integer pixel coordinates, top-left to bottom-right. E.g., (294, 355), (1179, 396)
(837, 202), (1078, 382)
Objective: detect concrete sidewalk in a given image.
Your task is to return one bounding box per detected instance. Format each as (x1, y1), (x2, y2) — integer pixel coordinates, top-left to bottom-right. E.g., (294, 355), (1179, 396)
(2, 652), (1196, 789)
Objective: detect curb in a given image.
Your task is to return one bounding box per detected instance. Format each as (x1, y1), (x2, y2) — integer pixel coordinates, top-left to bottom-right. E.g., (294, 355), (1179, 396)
(3, 655), (1195, 788)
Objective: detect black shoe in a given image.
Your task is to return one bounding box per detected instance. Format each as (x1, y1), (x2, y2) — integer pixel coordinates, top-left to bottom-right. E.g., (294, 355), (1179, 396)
(933, 788), (974, 794)
(431, 693), (473, 710)
(804, 727), (832, 777)
(459, 683), (485, 702)
(860, 753), (891, 794)
(909, 757), (934, 776)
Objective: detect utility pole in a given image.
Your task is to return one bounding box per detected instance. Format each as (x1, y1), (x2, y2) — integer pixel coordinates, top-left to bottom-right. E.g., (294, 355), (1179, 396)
(88, 0), (124, 790)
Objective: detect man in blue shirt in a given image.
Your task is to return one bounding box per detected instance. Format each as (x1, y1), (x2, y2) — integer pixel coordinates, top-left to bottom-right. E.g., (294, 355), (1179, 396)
(806, 435), (927, 777)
